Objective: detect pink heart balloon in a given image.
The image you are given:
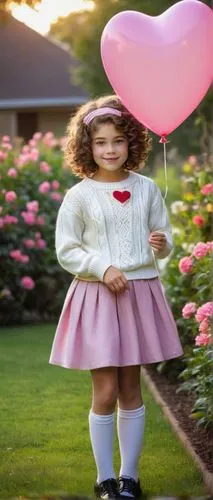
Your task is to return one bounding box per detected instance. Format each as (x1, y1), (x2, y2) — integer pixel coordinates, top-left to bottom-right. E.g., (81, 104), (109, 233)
(101, 0), (213, 137)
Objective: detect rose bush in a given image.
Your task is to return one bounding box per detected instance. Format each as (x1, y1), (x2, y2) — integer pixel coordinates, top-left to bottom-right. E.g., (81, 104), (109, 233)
(177, 247), (212, 428)
(0, 132), (78, 325)
(178, 297), (212, 428)
(161, 155), (213, 427)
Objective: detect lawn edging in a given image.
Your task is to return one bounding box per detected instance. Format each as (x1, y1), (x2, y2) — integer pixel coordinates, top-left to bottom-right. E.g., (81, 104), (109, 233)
(141, 367), (213, 497)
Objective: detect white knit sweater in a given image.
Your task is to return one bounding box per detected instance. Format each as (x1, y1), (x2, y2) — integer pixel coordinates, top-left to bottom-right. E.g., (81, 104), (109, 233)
(55, 172), (173, 281)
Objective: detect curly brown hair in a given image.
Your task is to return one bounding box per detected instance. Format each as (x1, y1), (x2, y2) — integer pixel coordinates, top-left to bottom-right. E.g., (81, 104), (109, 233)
(64, 94), (152, 178)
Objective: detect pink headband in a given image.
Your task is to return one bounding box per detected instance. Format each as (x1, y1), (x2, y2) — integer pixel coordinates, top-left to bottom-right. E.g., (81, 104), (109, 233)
(83, 107), (122, 125)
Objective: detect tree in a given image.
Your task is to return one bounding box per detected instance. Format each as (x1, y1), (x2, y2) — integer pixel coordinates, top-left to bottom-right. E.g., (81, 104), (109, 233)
(50, 0), (212, 99)
(50, 0), (212, 159)
(50, 0), (176, 97)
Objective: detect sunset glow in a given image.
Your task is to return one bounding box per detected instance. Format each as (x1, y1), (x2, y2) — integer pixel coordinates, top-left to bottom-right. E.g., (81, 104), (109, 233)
(11, 0), (94, 35)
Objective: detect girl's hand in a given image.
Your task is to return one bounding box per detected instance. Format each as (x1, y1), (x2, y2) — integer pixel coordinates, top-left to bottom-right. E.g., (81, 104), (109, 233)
(103, 266), (129, 294)
(149, 231), (167, 252)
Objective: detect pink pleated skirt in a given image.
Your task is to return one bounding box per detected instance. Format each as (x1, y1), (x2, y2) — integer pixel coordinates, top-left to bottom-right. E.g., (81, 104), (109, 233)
(49, 277), (183, 370)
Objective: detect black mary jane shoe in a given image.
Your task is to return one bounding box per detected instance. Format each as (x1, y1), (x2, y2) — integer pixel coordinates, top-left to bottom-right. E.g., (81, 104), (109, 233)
(94, 477), (120, 498)
(118, 476), (142, 498)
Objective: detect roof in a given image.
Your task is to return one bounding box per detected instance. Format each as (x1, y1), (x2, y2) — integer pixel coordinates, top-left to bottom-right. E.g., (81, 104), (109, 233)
(0, 14), (88, 109)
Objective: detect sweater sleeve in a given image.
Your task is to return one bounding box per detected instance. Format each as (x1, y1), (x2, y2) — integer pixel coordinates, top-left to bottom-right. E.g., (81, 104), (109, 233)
(148, 182), (173, 259)
(55, 193), (112, 281)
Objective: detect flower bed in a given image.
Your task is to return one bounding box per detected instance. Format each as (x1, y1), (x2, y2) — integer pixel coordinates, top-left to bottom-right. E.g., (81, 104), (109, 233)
(0, 133), (78, 325)
(161, 155), (213, 428)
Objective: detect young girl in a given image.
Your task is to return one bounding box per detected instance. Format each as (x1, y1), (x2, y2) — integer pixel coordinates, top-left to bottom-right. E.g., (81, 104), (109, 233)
(49, 95), (183, 499)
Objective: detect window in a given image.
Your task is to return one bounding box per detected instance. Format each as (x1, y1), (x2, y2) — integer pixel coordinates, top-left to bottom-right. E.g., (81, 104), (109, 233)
(17, 112), (38, 141)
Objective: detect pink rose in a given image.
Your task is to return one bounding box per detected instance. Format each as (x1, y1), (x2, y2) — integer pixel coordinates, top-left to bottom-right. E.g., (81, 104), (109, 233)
(36, 216), (45, 226)
(182, 302), (197, 319)
(44, 131), (54, 140)
(0, 151), (7, 162)
(206, 241), (213, 252)
(35, 232), (41, 240)
(2, 142), (12, 151)
(2, 135), (10, 142)
(36, 238), (46, 249)
(192, 215), (205, 227)
(179, 256), (193, 274)
(195, 302), (213, 323)
(24, 239), (36, 249)
(50, 192), (62, 201)
(39, 161), (51, 173)
(15, 153), (30, 167)
(28, 139), (36, 147)
(200, 183), (213, 195)
(33, 132), (42, 141)
(26, 200), (39, 213)
(10, 249), (22, 261)
(8, 168), (17, 178)
(195, 333), (211, 347)
(39, 181), (50, 194)
(5, 191), (17, 202)
(199, 318), (210, 334)
(188, 155), (197, 166)
(21, 211), (36, 225)
(43, 132), (57, 147)
(29, 148), (39, 162)
(10, 250), (29, 263)
(22, 145), (30, 153)
(20, 254), (29, 264)
(21, 276), (35, 290)
(3, 215), (18, 225)
(51, 180), (60, 190)
(192, 242), (209, 260)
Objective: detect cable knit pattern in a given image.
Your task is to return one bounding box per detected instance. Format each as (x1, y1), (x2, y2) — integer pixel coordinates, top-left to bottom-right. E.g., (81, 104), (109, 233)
(113, 196), (132, 266)
(55, 172), (173, 282)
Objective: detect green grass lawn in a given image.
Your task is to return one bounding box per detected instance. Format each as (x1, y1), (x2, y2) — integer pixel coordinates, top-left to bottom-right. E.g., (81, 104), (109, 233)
(0, 324), (206, 498)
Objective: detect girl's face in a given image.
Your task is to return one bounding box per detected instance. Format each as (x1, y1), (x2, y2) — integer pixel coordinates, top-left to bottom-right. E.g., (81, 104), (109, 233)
(92, 123), (128, 173)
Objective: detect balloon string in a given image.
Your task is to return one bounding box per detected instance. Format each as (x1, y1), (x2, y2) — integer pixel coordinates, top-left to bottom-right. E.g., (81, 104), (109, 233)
(159, 135), (169, 201)
(163, 141), (168, 201)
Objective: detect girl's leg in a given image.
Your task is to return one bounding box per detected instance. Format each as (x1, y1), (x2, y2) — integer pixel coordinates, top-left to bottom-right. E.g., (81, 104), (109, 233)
(118, 365), (143, 410)
(91, 366), (118, 414)
(117, 366), (145, 487)
(89, 367), (118, 483)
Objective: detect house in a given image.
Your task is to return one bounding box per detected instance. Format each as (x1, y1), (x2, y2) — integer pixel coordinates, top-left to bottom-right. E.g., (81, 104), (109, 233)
(0, 14), (88, 140)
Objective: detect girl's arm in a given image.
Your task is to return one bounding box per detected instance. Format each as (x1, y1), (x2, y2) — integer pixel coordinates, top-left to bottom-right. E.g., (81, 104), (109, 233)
(148, 182), (173, 259)
(55, 194), (112, 281)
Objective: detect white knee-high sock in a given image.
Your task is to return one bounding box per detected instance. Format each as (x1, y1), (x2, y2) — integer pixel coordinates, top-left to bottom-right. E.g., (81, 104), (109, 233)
(117, 405), (146, 482)
(89, 410), (116, 483)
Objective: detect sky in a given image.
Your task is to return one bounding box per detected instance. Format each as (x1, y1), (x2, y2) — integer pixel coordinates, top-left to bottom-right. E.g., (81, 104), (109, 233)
(11, 0), (94, 35)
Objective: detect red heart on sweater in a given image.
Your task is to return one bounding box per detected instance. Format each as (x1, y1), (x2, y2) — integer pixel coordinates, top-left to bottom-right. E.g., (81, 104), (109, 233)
(113, 190), (131, 203)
